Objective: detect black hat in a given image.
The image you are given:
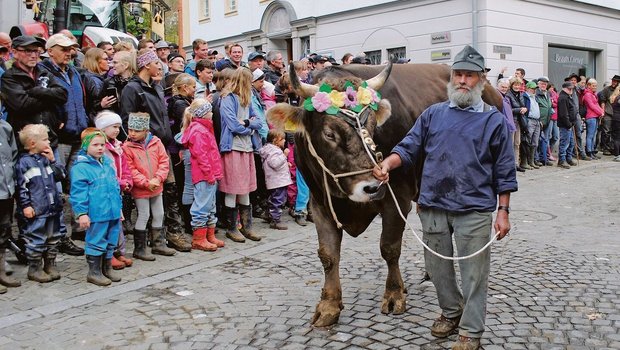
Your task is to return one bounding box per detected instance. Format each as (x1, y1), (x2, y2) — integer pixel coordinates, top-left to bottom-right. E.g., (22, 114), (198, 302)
(564, 73), (579, 82)
(327, 56), (340, 65)
(248, 51), (265, 61)
(315, 55), (329, 62)
(611, 75), (620, 81)
(0, 45), (8, 52)
(167, 52), (184, 63)
(562, 81), (575, 89)
(12, 35), (45, 49)
(207, 49), (218, 56)
(351, 56), (368, 64)
(452, 45), (485, 72)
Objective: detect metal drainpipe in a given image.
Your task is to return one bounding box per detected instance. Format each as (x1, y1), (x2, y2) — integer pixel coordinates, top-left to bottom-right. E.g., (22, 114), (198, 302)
(472, 0), (478, 49)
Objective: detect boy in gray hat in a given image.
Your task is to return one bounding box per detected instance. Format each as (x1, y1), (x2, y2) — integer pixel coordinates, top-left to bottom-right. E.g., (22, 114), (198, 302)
(374, 45), (517, 350)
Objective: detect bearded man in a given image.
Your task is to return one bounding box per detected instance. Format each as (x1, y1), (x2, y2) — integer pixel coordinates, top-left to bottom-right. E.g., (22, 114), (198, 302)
(373, 45), (517, 350)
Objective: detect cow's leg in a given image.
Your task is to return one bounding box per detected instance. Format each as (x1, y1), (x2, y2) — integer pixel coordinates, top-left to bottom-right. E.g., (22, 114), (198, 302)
(310, 201), (344, 327)
(379, 196), (412, 315)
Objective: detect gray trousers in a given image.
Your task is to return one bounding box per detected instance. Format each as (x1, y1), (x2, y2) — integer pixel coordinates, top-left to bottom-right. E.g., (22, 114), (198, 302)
(419, 207), (492, 338)
(134, 195), (164, 231)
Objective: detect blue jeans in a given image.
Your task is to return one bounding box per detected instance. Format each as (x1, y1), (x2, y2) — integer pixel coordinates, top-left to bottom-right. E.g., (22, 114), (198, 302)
(537, 124), (549, 163)
(548, 120), (559, 150)
(585, 118), (598, 154)
(559, 127), (574, 162)
(190, 181), (218, 228)
(294, 169), (310, 214)
(85, 219), (120, 259)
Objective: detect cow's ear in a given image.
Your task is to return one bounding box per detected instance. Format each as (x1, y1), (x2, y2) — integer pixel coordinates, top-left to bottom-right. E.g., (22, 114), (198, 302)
(267, 103), (305, 132)
(375, 99), (392, 126)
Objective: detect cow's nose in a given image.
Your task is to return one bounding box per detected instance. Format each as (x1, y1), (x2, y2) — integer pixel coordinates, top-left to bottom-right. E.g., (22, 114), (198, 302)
(364, 185), (380, 194)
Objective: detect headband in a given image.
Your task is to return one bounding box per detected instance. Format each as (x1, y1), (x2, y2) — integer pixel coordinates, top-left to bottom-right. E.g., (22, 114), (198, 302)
(189, 102), (212, 118)
(81, 131), (107, 151)
(137, 50), (159, 70)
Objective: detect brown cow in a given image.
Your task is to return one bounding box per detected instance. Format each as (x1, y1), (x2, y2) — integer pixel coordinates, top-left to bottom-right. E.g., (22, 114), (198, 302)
(267, 63), (502, 327)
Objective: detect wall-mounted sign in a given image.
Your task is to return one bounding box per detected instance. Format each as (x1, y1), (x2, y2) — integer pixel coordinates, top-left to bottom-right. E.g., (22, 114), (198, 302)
(431, 49), (451, 61)
(431, 32), (451, 44)
(493, 45), (512, 54)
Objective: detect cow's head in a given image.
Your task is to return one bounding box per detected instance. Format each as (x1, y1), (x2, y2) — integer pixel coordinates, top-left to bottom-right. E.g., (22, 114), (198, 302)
(268, 63), (393, 202)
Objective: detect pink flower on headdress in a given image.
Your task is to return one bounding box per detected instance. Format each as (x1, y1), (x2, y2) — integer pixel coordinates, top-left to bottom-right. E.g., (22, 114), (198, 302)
(311, 92), (332, 112)
(369, 88), (380, 103)
(344, 86), (358, 108)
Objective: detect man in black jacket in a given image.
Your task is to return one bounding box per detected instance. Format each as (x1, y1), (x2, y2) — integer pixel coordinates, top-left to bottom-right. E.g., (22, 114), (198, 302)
(557, 81), (578, 169)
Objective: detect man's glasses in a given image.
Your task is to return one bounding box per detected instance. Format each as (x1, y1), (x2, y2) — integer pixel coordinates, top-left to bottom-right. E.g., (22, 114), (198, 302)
(16, 48), (41, 55)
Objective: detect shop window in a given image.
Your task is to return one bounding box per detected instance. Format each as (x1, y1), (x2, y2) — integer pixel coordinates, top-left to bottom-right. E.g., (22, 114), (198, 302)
(364, 50), (381, 65)
(548, 46), (596, 87)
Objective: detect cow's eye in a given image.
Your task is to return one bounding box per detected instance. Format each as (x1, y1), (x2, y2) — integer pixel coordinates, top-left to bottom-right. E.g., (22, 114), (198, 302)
(324, 130), (336, 141)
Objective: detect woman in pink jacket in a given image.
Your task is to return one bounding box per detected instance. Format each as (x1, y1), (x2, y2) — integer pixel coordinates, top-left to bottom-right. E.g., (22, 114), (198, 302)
(122, 112), (175, 261)
(583, 79), (604, 159)
(259, 130), (293, 230)
(180, 98), (224, 251)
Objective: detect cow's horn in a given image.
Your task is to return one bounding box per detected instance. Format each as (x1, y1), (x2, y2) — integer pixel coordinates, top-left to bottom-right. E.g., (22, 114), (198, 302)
(289, 60), (319, 98)
(365, 62), (392, 91)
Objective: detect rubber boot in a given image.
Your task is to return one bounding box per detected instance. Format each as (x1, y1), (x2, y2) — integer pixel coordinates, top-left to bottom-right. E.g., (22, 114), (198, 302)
(225, 207), (245, 243)
(27, 258), (53, 283)
(163, 183), (187, 237)
(102, 258), (121, 282)
(239, 205), (261, 241)
(111, 255), (125, 270)
(121, 193), (135, 235)
(86, 255), (111, 286)
(528, 146), (540, 169)
(0, 249), (21, 287)
(43, 252), (61, 281)
(192, 227), (217, 251)
(150, 227), (176, 256)
(206, 226), (225, 248)
(132, 229), (156, 261)
(114, 250), (132, 267)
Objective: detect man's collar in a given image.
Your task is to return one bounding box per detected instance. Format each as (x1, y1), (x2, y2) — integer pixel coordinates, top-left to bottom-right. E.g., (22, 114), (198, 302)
(48, 58), (67, 72)
(449, 98), (484, 112)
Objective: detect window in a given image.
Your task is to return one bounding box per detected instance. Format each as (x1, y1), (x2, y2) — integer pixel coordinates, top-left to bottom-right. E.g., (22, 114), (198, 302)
(548, 46), (596, 87)
(225, 0), (237, 15)
(254, 45), (263, 52)
(364, 50), (381, 65)
(200, 0), (210, 19)
(387, 46), (406, 62)
(301, 36), (310, 57)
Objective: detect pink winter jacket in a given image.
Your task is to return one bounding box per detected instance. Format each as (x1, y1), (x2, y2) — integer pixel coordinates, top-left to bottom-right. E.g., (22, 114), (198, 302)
(180, 118), (223, 184)
(582, 89), (604, 119)
(259, 143), (293, 190)
(122, 134), (169, 199)
(104, 139), (133, 193)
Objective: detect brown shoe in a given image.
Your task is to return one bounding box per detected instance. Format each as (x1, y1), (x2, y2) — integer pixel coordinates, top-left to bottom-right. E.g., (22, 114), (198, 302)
(451, 335), (480, 350)
(431, 314), (461, 338)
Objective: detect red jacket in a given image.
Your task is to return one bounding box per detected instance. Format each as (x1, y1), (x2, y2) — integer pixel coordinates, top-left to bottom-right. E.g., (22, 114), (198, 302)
(122, 134), (169, 199)
(582, 88), (604, 119)
(181, 118), (223, 184)
(104, 138), (133, 192)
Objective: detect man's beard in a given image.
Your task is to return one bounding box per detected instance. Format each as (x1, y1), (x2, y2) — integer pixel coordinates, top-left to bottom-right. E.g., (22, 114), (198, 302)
(447, 81), (485, 109)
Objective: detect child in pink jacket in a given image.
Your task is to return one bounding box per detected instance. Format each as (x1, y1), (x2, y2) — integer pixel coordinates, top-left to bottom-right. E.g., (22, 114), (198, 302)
(180, 98), (224, 251)
(259, 129), (292, 230)
(95, 111), (134, 270)
(122, 112), (175, 261)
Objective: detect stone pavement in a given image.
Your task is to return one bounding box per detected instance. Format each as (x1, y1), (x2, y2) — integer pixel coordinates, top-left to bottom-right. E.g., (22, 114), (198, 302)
(0, 159), (619, 349)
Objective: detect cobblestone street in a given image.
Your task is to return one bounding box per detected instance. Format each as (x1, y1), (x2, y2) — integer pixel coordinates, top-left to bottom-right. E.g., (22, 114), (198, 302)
(0, 159), (619, 350)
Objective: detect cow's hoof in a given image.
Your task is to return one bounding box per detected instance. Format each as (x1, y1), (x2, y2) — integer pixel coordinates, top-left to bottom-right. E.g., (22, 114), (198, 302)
(311, 300), (343, 327)
(381, 290), (406, 315)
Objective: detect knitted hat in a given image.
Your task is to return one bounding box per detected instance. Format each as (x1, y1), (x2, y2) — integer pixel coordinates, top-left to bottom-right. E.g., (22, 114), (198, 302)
(127, 112), (150, 131)
(95, 111), (122, 130)
(137, 50), (159, 70)
(189, 100), (212, 118)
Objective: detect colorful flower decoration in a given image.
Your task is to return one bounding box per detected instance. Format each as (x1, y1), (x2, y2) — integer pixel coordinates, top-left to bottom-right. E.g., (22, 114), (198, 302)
(303, 81), (382, 115)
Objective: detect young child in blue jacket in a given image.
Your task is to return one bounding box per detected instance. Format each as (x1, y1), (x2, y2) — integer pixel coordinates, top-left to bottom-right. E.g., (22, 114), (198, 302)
(15, 124), (65, 283)
(70, 128), (123, 286)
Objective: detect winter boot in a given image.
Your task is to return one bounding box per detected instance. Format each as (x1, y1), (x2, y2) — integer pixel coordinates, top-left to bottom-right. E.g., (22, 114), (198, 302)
(111, 256), (125, 270)
(86, 255), (111, 286)
(192, 227), (217, 251)
(166, 229), (192, 252)
(239, 204), (261, 241)
(102, 258), (121, 282)
(162, 183), (187, 237)
(0, 248), (21, 287)
(132, 229), (156, 261)
(150, 227), (176, 256)
(225, 207), (245, 243)
(528, 147), (539, 169)
(43, 253), (61, 281)
(206, 226), (225, 248)
(27, 258), (53, 283)
(294, 213), (308, 227)
(270, 221), (288, 230)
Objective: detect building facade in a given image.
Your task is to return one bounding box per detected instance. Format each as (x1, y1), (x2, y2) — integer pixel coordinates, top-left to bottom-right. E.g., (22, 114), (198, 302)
(188, 0), (620, 86)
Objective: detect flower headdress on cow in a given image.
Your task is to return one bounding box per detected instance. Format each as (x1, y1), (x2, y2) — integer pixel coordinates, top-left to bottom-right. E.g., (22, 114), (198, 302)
(303, 81), (382, 115)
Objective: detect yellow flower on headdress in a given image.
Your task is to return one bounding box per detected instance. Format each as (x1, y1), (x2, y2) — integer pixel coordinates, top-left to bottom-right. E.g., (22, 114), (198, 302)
(357, 87), (372, 105)
(328, 90), (346, 108)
